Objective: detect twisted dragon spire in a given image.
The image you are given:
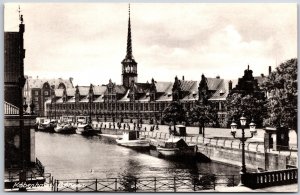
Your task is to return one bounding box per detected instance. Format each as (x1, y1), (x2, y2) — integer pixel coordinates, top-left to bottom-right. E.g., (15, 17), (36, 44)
(126, 4), (133, 59)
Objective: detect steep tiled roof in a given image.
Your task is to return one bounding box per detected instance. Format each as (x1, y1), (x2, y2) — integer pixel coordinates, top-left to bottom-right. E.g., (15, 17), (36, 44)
(79, 96), (89, 103)
(93, 86), (107, 96)
(26, 77), (73, 89)
(206, 78), (223, 91)
(56, 97), (64, 103)
(155, 82), (173, 93)
(94, 95), (105, 102)
(138, 94), (150, 102)
(119, 90), (130, 102)
(115, 85), (126, 94)
(55, 89), (64, 97)
(156, 81), (173, 101)
(78, 86), (90, 96)
(66, 88), (75, 96)
(179, 80), (196, 91)
(134, 83), (151, 93)
(67, 96), (75, 103)
(209, 79), (238, 101)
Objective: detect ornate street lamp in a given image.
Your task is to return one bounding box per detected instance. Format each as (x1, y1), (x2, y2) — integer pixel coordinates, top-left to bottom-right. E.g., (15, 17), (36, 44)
(230, 113), (257, 186)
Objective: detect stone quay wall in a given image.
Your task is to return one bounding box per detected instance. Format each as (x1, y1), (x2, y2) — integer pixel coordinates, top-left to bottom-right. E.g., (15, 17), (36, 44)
(99, 128), (297, 171)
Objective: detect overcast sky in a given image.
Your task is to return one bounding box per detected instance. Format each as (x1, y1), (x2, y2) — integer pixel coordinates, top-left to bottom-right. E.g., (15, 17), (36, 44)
(4, 3), (297, 86)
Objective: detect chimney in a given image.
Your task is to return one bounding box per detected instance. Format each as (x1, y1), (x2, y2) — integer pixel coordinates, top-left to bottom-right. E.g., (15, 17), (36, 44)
(261, 73), (264, 78)
(182, 76), (184, 81)
(269, 66), (272, 75)
(229, 80), (232, 91)
(216, 75), (220, 79)
(69, 77), (74, 86)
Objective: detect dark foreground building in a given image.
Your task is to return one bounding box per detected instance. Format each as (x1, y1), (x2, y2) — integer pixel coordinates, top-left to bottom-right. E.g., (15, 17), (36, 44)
(4, 14), (45, 189)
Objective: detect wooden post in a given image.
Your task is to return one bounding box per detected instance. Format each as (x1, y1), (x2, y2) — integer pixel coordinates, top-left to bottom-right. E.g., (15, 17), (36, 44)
(154, 177), (156, 192)
(95, 179), (97, 191)
(115, 178), (118, 191)
(213, 179), (215, 190)
(174, 177), (176, 192)
(76, 179), (79, 192)
(56, 180), (59, 192)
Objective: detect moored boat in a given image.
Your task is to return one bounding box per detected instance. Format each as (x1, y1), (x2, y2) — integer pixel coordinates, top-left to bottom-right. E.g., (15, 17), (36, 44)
(116, 131), (150, 150)
(76, 123), (96, 136)
(37, 119), (56, 132)
(156, 137), (197, 159)
(54, 123), (75, 134)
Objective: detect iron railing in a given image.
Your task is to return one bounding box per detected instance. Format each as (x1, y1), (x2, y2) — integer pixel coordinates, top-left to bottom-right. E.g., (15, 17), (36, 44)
(244, 168), (298, 189)
(53, 175), (237, 192)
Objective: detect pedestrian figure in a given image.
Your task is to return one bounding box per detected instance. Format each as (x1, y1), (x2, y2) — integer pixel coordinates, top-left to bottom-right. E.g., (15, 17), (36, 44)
(156, 125), (159, 130)
(144, 127), (146, 131)
(123, 124), (126, 129)
(104, 124), (106, 129)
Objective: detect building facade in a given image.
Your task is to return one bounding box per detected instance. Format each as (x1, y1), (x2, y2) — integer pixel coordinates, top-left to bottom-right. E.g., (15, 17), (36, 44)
(24, 77), (74, 116)
(44, 6), (266, 127)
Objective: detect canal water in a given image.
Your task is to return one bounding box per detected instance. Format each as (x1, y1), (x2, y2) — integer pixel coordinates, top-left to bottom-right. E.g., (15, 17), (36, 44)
(36, 132), (240, 181)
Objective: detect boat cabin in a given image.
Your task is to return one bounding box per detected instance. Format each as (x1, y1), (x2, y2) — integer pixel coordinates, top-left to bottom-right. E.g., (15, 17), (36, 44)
(164, 137), (188, 148)
(60, 116), (75, 123)
(121, 131), (140, 141)
(174, 125), (187, 136)
(76, 116), (89, 124)
(36, 117), (47, 125)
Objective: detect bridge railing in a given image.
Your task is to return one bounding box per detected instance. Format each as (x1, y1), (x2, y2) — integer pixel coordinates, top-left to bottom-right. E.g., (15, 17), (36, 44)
(53, 175), (238, 192)
(244, 168), (298, 189)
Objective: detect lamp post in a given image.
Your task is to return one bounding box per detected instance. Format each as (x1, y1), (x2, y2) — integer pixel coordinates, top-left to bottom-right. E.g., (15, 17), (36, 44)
(230, 113), (257, 186)
(137, 100), (140, 130)
(51, 93), (56, 120)
(89, 88), (93, 124)
(50, 98), (52, 120)
(89, 84), (93, 124)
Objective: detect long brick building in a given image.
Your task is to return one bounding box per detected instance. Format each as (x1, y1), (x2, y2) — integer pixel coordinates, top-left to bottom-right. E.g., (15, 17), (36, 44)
(44, 5), (267, 127)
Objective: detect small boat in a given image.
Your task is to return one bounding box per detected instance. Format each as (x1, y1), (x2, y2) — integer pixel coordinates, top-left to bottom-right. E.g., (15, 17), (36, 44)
(156, 137), (197, 159)
(76, 123), (96, 136)
(54, 123), (75, 134)
(116, 131), (150, 150)
(38, 119), (56, 132)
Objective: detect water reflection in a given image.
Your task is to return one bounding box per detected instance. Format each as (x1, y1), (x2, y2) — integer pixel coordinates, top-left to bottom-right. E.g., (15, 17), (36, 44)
(35, 132), (240, 183)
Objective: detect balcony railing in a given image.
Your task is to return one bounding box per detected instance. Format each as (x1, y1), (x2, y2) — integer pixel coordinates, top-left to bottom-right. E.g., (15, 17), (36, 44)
(244, 168), (298, 189)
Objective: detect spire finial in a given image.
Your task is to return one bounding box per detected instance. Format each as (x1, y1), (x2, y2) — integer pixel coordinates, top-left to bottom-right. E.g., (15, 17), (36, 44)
(18, 5), (23, 24)
(129, 3), (130, 15)
(125, 3), (133, 60)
